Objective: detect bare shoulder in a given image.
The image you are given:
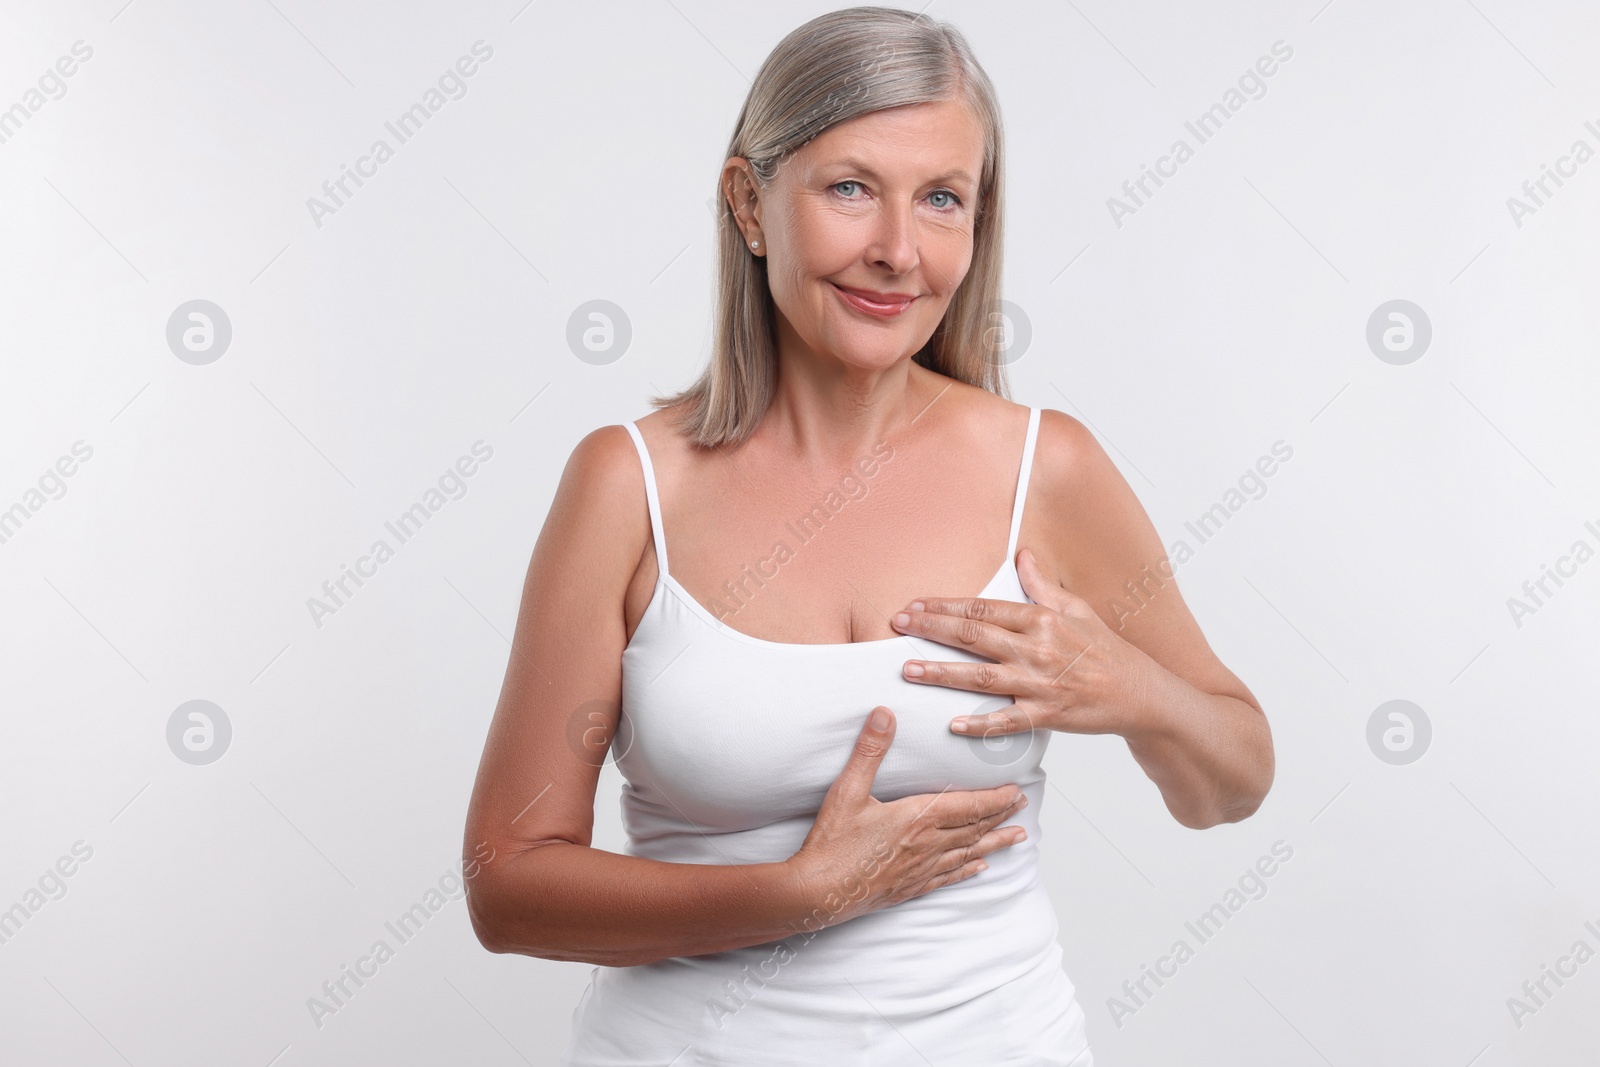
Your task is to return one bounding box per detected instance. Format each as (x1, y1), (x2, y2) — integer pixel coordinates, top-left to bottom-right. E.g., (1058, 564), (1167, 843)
(1027, 405), (1260, 709)
(460, 417), (656, 868)
(950, 395), (1106, 518)
(626, 401), (698, 470)
(554, 422), (651, 546)
(1032, 409), (1119, 507)
(1026, 407), (1158, 584)
(935, 378), (1034, 442)
(524, 418), (660, 625)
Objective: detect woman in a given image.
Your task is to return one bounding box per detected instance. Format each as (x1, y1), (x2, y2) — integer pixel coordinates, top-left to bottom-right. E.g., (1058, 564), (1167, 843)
(462, 7), (1273, 1064)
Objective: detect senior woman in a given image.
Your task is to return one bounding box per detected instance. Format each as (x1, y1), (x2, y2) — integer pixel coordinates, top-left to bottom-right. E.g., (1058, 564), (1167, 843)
(462, 7), (1273, 1065)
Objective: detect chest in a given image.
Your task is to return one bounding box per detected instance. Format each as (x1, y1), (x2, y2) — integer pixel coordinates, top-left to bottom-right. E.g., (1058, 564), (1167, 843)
(616, 590), (1050, 830)
(655, 464), (1019, 646)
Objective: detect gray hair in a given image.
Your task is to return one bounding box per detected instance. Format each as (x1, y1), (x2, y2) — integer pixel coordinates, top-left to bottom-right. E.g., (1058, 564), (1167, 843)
(649, 6), (1009, 448)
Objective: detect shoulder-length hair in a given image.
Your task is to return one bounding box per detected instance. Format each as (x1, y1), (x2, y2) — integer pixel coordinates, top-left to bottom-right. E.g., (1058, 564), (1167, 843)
(648, 5), (1008, 448)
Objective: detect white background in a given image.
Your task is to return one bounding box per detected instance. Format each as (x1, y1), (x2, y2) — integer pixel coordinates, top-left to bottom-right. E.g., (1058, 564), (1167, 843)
(2, 1), (1597, 1064)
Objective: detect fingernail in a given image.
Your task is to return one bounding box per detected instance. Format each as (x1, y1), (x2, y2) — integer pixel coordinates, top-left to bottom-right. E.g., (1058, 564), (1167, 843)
(908, 601), (925, 612)
(1013, 829), (1027, 843)
(892, 613), (910, 628)
(976, 861), (989, 873)
(903, 662), (924, 678)
(951, 717), (968, 732)
(869, 707), (891, 731)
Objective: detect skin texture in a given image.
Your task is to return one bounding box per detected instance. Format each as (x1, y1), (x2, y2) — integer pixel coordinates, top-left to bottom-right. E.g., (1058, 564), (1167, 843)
(461, 96), (1274, 967)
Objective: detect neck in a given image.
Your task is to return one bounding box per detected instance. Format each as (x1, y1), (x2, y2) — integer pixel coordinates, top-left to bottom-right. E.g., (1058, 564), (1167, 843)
(764, 320), (950, 466)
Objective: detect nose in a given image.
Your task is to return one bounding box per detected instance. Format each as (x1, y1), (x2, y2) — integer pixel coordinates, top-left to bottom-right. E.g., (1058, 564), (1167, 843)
(864, 197), (918, 276)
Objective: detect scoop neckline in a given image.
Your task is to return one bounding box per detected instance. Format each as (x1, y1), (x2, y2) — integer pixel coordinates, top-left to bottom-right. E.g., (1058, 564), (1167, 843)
(643, 555), (1018, 652)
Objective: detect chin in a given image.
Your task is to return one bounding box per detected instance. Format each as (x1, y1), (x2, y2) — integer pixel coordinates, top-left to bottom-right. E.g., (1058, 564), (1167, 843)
(835, 338), (927, 368)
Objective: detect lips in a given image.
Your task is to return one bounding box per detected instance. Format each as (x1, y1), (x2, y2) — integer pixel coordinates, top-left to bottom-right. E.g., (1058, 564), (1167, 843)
(832, 283), (917, 317)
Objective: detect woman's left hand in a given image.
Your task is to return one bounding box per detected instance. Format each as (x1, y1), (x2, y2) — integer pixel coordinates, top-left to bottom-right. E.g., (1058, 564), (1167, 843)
(890, 546), (1152, 739)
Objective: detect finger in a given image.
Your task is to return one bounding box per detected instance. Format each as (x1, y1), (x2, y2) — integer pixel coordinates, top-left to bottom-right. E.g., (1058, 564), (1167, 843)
(902, 654), (1030, 698)
(892, 596), (1034, 653)
(832, 706), (896, 808)
(921, 784), (1025, 830)
(920, 856), (990, 898)
(951, 701), (1040, 737)
(1014, 546), (1075, 616)
(951, 857), (990, 883)
(973, 789), (1029, 833)
(933, 819), (1025, 884)
(969, 821), (1029, 859)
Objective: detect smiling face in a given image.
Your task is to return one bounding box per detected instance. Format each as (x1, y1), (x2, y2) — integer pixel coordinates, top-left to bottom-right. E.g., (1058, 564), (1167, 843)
(726, 96), (988, 374)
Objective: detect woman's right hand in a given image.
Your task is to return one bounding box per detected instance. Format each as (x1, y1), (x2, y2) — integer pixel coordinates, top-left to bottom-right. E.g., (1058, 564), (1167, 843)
(784, 706), (1029, 930)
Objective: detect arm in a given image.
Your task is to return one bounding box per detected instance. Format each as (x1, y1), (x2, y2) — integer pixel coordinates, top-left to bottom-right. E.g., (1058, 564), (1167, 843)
(1034, 410), (1275, 829)
(461, 425), (810, 966)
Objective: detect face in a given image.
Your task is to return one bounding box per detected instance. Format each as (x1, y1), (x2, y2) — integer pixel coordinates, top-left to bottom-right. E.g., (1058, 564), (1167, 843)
(725, 96), (986, 372)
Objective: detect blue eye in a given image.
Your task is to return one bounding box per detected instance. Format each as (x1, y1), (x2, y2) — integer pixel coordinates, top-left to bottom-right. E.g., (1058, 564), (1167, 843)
(831, 181), (962, 210)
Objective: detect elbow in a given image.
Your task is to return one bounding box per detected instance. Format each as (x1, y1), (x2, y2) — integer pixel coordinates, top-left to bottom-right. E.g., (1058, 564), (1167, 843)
(1184, 709), (1275, 829)
(462, 855), (645, 967)
(1173, 771), (1275, 830)
(465, 876), (513, 955)
(1173, 802), (1254, 831)
(470, 916), (510, 956)
(463, 845), (542, 957)
(1174, 807), (1228, 831)
(1211, 767), (1275, 827)
(1226, 727), (1277, 823)
(464, 865), (552, 959)
(461, 836), (558, 957)
(1211, 791), (1266, 827)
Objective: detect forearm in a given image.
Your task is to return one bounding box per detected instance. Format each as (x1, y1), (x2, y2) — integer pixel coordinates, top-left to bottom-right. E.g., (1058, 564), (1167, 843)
(468, 842), (813, 966)
(1121, 655), (1275, 829)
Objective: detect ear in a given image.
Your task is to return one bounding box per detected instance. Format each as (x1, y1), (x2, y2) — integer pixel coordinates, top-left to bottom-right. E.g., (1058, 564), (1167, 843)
(721, 159), (764, 250)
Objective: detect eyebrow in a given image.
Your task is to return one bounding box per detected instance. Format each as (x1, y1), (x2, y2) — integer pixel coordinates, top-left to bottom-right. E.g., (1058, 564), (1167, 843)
(826, 157), (977, 187)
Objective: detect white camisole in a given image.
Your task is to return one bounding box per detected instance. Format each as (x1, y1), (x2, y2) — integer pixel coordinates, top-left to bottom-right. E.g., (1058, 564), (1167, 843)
(559, 406), (1093, 1066)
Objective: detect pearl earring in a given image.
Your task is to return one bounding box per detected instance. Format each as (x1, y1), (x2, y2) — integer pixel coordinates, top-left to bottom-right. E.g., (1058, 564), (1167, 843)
(751, 240), (760, 249)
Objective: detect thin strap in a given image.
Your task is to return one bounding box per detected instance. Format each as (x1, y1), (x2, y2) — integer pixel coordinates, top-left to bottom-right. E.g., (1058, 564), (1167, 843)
(622, 421), (669, 575)
(1006, 407), (1042, 558)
